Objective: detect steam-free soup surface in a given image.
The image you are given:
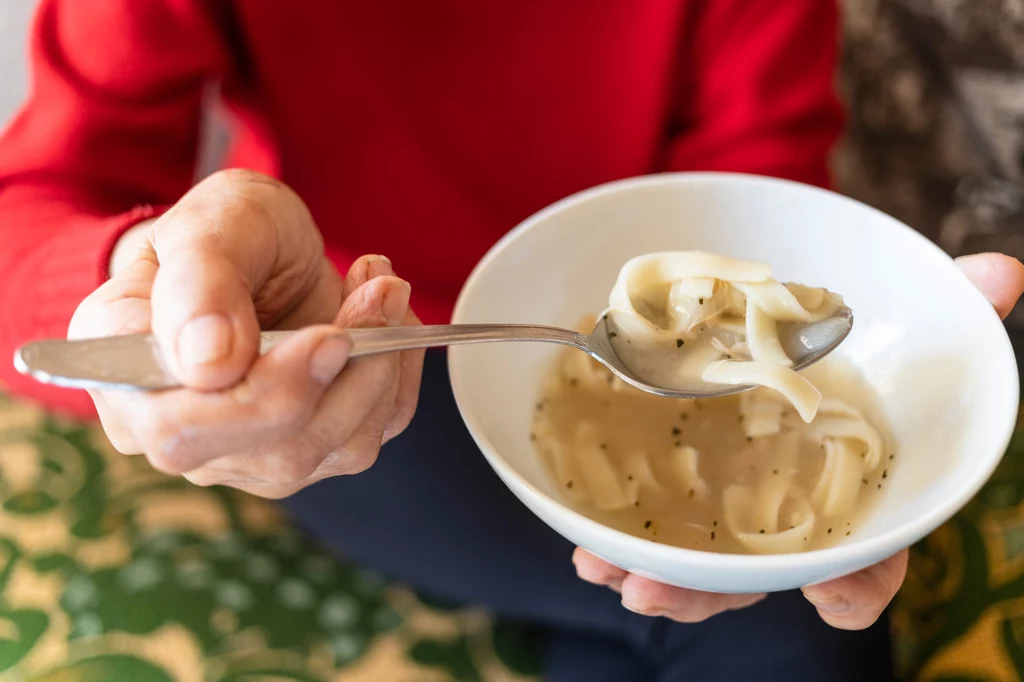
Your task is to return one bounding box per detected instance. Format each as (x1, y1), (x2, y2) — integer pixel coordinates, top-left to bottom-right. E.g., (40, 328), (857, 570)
(532, 328), (893, 554)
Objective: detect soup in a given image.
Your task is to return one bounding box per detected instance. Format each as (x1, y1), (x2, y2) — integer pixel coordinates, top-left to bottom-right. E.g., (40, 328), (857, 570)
(531, 252), (892, 555)
(533, 345), (892, 553)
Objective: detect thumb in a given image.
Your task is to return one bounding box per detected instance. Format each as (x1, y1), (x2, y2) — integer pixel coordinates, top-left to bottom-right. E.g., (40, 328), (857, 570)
(956, 253), (1024, 320)
(148, 232), (261, 391)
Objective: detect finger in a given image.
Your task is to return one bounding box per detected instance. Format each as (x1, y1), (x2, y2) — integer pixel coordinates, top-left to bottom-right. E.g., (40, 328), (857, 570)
(117, 324), (351, 474)
(187, 277), (411, 484)
(339, 257), (423, 443)
(148, 170), (323, 391)
(343, 254), (395, 300)
(573, 548), (628, 591)
(184, 430), (387, 499)
(299, 277), (411, 465)
(91, 392), (143, 455)
(802, 549), (908, 630)
(383, 306), (426, 443)
(68, 265), (160, 455)
(956, 253), (1024, 320)
(273, 258), (345, 329)
(620, 575), (766, 622)
(148, 226), (261, 392)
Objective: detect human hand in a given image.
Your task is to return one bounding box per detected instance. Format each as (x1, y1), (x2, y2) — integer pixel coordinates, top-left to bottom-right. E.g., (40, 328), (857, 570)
(574, 252), (1024, 629)
(69, 169), (425, 498)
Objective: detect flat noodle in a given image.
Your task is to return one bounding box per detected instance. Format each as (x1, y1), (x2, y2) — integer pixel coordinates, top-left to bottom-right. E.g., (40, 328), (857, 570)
(745, 297), (792, 366)
(810, 437), (864, 517)
(545, 438), (587, 503)
(574, 422), (629, 510)
(670, 445), (710, 500)
(622, 451), (662, 505)
(613, 252), (773, 293)
(701, 360), (821, 423)
(785, 283), (825, 310)
(604, 251), (841, 421)
(723, 485), (815, 554)
(739, 390), (784, 438)
(732, 281), (812, 322)
(807, 417), (884, 470)
(817, 397), (864, 419)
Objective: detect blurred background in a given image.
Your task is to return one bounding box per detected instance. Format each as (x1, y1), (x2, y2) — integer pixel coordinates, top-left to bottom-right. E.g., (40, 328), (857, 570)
(2, 0), (1021, 340)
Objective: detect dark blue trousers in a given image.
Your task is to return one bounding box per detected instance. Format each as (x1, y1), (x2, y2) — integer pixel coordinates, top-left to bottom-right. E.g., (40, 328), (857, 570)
(280, 352), (893, 681)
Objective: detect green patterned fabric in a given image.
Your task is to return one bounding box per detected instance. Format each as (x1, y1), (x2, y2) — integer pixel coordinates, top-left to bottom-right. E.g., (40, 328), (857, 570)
(0, 394), (543, 681)
(2, 389), (1023, 681)
(893, 405), (1024, 682)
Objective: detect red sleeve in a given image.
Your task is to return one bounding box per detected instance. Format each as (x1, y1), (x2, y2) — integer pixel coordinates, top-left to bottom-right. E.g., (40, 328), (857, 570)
(665, 0), (844, 189)
(0, 0), (226, 417)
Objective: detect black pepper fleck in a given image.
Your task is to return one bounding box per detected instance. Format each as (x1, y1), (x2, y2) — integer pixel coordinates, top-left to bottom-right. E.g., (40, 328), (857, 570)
(759, 529), (765, 534)
(608, 332), (618, 339)
(688, 488), (695, 499)
(746, 436), (753, 442)
(627, 475), (633, 481)
(676, 339), (684, 348)
(878, 483), (882, 489)
(710, 532), (716, 540)
(674, 440), (682, 447)
(772, 469), (779, 475)
(846, 531), (851, 536)
(712, 520), (717, 527)
(827, 528), (832, 534)
(861, 478), (868, 485)
(882, 469), (888, 479)
(672, 427), (681, 436)
(644, 520), (652, 529)
(600, 443), (607, 450)
(698, 297), (705, 305)
(681, 413), (689, 421)
(566, 481), (573, 488)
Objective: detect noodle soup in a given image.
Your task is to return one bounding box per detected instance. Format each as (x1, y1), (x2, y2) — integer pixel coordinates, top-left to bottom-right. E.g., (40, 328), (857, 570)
(532, 343), (892, 554)
(532, 251), (893, 555)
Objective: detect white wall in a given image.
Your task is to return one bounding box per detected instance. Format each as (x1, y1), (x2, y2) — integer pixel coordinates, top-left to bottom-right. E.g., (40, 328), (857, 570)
(0, 0), (33, 126)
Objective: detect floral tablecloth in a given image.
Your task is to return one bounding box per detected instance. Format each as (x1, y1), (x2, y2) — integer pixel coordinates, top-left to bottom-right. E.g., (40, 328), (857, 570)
(0, 393), (544, 682)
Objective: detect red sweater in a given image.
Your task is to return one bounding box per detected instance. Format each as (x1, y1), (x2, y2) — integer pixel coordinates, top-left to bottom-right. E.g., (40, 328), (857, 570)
(0, 0), (842, 418)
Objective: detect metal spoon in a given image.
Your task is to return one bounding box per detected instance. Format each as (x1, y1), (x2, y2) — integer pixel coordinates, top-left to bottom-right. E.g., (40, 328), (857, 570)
(13, 307), (852, 398)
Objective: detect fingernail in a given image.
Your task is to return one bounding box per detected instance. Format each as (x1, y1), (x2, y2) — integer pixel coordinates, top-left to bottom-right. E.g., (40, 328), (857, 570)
(621, 600), (660, 617)
(805, 594), (849, 616)
(383, 281), (411, 327)
(310, 335), (352, 383)
(367, 256), (393, 280)
(178, 314), (233, 368)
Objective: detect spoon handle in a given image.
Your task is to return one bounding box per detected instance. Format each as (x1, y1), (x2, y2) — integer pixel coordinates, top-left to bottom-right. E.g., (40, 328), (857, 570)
(14, 324), (582, 391)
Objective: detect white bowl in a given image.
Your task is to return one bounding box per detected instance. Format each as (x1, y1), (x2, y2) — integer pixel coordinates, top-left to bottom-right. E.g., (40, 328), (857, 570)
(449, 173), (1019, 593)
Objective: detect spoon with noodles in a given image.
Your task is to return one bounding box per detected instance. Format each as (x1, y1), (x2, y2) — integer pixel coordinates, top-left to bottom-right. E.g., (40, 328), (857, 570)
(13, 305), (852, 399)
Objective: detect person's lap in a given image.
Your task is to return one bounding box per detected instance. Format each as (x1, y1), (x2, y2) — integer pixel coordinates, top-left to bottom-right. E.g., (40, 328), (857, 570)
(280, 351), (892, 681)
